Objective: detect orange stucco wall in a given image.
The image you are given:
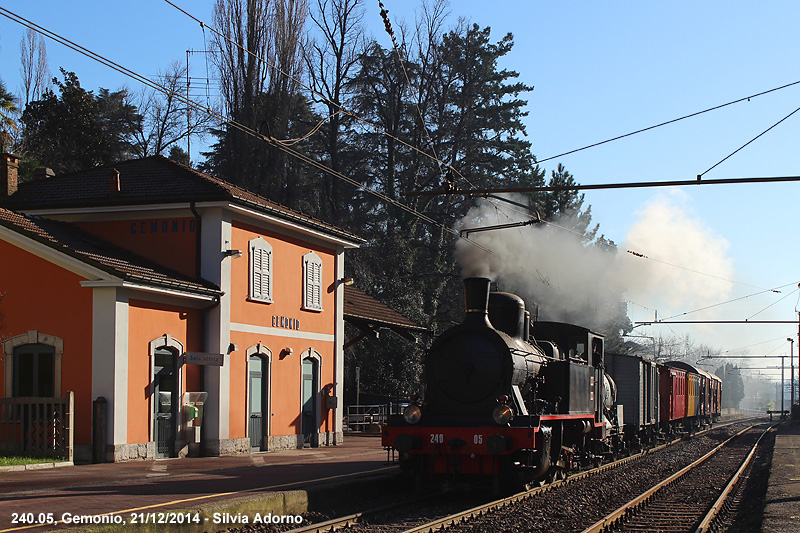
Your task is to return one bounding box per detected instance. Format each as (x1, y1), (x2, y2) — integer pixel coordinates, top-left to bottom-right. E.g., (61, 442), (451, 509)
(1, 210), (342, 454)
(74, 218), (198, 279)
(228, 221), (337, 439)
(229, 332), (334, 439)
(126, 299), (203, 444)
(0, 240), (94, 444)
(230, 221), (336, 334)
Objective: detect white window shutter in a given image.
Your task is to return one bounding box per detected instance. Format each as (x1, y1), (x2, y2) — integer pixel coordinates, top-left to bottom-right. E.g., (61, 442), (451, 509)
(250, 238), (273, 302)
(303, 252), (323, 311)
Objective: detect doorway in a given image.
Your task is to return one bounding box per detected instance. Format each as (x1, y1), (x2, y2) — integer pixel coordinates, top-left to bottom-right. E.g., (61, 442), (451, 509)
(301, 356), (319, 447)
(153, 348), (177, 458)
(249, 354), (269, 450)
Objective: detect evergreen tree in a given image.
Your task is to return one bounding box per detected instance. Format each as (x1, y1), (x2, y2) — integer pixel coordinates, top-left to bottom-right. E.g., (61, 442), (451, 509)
(715, 364), (746, 409)
(203, 6), (618, 398)
(20, 69), (141, 174)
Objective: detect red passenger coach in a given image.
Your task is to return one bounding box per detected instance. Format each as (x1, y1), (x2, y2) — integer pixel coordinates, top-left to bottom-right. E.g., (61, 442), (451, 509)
(659, 361), (721, 435)
(660, 366), (687, 426)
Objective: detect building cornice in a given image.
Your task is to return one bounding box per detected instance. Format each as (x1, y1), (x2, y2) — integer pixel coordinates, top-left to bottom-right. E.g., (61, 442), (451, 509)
(80, 280), (220, 302)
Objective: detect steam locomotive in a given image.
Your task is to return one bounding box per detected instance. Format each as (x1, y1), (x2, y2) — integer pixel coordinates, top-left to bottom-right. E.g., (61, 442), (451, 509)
(382, 277), (722, 488)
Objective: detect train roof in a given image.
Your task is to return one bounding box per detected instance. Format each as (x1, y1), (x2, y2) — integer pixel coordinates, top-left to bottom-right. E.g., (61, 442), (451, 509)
(664, 361), (722, 383)
(606, 351), (658, 364)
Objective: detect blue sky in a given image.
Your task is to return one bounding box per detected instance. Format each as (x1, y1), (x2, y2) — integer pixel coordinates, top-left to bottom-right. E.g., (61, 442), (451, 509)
(2, 1), (800, 381)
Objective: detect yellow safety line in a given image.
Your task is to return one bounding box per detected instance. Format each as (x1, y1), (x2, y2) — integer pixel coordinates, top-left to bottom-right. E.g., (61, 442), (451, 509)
(0, 465), (396, 532)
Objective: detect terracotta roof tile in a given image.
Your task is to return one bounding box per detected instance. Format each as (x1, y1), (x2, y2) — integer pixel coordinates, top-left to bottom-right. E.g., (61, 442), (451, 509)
(0, 206), (220, 297)
(343, 285), (426, 332)
(2, 155), (363, 244)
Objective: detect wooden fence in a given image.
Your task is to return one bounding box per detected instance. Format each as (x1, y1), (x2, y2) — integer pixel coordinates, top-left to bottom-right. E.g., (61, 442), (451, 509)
(0, 392), (74, 461)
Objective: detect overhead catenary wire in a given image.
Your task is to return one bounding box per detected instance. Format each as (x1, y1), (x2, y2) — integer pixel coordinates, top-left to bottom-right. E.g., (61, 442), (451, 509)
(746, 286), (800, 321)
(164, 0), (800, 214)
(723, 335), (799, 356)
(478, 193), (779, 297)
(534, 79), (800, 166)
(0, 8), (438, 228)
(0, 5), (556, 288)
(624, 250), (782, 293)
(162, 0), (476, 189)
(659, 282), (800, 322)
(698, 104), (800, 177)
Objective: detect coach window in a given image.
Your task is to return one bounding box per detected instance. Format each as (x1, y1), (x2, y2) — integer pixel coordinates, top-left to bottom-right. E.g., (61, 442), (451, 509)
(249, 237), (273, 303)
(3, 331), (63, 398)
(302, 252), (323, 312)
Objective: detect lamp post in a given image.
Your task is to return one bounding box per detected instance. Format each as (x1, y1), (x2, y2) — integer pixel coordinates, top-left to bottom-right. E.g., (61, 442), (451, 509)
(781, 355), (785, 416)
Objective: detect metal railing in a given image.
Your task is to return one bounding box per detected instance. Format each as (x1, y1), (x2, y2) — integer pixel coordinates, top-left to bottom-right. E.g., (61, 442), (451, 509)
(345, 402), (407, 432)
(0, 392), (74, 461)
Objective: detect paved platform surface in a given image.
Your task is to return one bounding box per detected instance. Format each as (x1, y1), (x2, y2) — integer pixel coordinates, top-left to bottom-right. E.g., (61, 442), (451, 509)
(762, 422), (800, 533)
(0, 435), (395, 532)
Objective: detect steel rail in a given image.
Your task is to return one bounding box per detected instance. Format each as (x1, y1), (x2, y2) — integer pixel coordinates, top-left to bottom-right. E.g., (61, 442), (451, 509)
(284, 418), (751, 533)
(580, 423), (762, 533)
(693, 424), (776, 532)
(284, 493), (448, 533)
(399, 421), (742, 533)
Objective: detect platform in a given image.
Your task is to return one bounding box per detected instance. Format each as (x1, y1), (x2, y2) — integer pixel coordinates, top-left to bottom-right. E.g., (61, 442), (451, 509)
(761, 422), (800, 533)
(0, 435), (395, 531)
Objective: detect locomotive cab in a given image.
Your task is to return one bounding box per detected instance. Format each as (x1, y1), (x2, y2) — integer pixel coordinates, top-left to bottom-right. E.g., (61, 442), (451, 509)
(383, 277), (621, 489)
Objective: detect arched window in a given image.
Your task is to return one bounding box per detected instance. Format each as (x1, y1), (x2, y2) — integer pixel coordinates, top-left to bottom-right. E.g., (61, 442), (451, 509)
(3, 331), (63, 398)
(302, 252), (323, 311)
(249, 237), (273, 303)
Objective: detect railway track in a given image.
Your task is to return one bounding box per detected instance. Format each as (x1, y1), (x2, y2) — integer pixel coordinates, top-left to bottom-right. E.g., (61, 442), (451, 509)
(281, 419), (760, 533)
(285, 439), (663, 533)
(282, 491), (490, 533)
(582, 423), (773, 533)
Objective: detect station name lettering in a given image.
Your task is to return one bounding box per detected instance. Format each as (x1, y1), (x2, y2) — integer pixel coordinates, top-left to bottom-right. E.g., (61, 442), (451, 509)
(272, 315), (300, 330)
(130, 219), (196, 235)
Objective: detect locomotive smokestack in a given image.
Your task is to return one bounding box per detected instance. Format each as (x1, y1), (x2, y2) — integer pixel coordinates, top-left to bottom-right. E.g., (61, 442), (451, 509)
(463, 277), (492, 327)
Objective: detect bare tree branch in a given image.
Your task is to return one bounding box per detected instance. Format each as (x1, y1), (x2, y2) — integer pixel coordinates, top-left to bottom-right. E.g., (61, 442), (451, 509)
(132, 61), (213, 157)
(19, 28), (49, 105)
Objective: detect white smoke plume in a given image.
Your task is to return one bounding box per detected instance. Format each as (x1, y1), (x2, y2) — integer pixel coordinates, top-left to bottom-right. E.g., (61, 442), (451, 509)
(454, 191), (734, 332)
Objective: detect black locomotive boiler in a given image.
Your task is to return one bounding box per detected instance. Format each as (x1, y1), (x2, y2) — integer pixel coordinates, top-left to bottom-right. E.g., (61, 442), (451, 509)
(382, 277), (620, 487)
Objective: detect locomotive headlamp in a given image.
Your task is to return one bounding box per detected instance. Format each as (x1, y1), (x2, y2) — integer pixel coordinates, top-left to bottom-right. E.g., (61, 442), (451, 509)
(403, 404), (422, 424)
(492, 404), (514, 425)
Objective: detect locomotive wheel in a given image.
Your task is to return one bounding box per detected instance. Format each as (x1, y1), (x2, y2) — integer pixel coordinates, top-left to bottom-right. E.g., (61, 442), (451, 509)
(547, 468), (565, 483)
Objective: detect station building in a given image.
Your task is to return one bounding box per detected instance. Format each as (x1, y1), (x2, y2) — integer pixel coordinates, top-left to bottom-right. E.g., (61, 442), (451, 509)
(0, 153), (366, 462)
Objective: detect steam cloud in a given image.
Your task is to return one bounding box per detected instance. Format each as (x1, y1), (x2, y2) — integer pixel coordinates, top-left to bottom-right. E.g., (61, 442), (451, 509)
(454, 192), (733, 332)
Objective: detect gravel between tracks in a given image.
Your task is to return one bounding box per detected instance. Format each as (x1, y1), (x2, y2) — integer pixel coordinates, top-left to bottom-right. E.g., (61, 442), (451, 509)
(225, 423), (755, 533)
(447, 425), (752, 533)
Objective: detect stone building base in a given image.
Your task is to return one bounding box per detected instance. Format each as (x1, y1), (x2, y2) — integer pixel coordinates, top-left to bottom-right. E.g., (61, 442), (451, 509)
(95, 432), (344, 463)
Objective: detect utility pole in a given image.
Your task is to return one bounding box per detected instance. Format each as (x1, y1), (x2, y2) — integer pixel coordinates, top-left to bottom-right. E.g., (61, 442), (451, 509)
(789, 337), (795, 411)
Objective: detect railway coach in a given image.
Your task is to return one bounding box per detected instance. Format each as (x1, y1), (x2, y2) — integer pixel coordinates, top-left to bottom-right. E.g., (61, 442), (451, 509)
(605, 352), (659, 451)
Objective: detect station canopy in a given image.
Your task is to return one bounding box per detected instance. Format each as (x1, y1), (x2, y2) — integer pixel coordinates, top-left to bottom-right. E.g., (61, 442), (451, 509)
(343, 285), (427, 349)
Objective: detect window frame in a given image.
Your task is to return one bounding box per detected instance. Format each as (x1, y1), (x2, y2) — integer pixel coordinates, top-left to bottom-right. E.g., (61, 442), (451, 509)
(3, 331), (63, 398)
(302, 251), (323, 312)
(249, 237), (274, 303)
